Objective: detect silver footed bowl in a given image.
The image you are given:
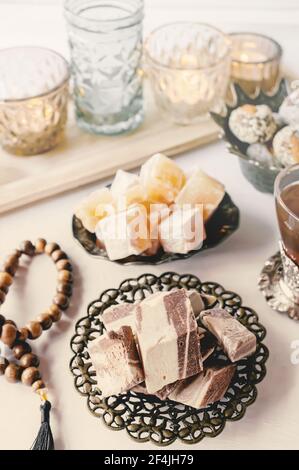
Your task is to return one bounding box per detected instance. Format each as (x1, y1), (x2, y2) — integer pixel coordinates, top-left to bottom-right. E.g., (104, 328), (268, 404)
(211, 80), (289, 194)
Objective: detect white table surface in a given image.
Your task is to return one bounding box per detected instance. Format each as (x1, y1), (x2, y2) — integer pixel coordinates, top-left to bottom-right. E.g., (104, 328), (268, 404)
(0, 1), (299, 451)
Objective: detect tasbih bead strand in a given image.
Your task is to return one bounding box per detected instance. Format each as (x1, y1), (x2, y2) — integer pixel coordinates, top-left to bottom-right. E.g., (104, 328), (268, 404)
(1, 322), (17, 348)
(0, 239), (73, 397)
(13, 341), (32, 360)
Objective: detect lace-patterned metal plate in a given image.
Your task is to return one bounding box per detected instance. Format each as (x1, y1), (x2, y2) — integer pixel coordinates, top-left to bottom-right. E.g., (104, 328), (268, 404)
(72, 192), (239, 265)
(70, 272), (268, 446)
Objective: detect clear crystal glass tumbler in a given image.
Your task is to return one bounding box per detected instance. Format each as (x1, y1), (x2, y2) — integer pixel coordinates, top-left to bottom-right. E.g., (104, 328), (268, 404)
(64, 0), (144, 135)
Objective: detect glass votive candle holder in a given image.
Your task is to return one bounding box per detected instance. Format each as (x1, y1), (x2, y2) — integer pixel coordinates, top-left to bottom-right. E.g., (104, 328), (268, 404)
(64, 0), (144, 136)
(0, 47), (69, 156)
(230, 33), (282, 96)
(144, 22), (231, 125)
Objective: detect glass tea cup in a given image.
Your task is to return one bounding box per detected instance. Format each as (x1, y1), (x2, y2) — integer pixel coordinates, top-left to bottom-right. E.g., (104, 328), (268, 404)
(275, 164), (299, 303)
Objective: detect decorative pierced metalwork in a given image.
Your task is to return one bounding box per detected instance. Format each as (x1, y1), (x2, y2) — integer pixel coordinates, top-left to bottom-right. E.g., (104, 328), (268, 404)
(211, 80), (289, 193)
(70, 272), (268, 446)
(72, 192), (239, 265)
(259, 250), (299, 321)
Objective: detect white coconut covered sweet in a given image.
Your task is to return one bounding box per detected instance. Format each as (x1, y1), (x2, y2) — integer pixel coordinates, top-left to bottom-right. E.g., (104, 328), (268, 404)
(229, 104), (277, 144)
(246, 143), (274, 166)
(279, 88), (299, 126)
(272, 125), (299, 167)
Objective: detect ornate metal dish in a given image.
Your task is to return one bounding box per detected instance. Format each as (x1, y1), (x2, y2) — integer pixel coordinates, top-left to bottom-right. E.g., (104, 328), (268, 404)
(211, 80), (289, 193)
(70, 272), (268, 446)
(258, 250), (299, 321)
(72, 192), (240, 265)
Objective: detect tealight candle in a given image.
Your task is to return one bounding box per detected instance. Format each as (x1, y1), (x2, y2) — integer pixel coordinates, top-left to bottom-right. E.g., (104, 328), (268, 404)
(0, 47), (69, 156)
(230, 33), (282, 95)
(144, 23), (231, 125)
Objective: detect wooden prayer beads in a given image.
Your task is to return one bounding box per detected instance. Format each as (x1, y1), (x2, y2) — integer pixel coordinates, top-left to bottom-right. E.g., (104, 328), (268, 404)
(0, 239), (73, 395)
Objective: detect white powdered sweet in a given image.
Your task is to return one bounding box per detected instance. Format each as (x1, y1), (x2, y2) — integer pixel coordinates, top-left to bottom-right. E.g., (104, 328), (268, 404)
(140, 153), (186, 204)
(159, 205), (206, 254)
(96, 204), (151, 260)
(175, 168), (225, 221)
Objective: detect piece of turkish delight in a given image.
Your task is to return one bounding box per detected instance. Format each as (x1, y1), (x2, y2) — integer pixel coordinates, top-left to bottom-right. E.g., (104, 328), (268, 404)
(169, 365), (236, 408)
(159, 205), (206, 254)
(102, 303), (137, 333)
(140, 153), (186, 204)
(188, 290), (205, 318)
(135, 289), (202, 394)
(75, 188), (115, 233)
(200, 308), (257, 362)
(110, 169), (148, 211)
(88, 326), (144, 397)
(96, 204), (151, 260)
(175, 168), (225, 221)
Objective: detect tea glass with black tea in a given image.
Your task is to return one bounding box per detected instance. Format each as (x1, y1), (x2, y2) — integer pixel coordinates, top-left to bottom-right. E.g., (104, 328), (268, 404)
(275, 163), (299, 304)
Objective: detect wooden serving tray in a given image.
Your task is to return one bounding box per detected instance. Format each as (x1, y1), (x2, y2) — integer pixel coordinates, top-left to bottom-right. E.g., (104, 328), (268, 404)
(0, 94), (219, 215)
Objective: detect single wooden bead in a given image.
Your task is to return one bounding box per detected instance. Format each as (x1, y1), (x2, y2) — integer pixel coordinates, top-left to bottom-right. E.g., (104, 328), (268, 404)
(26, 321), (42, 340)
(45, 242), (59, 256)
(36, 313), (52, 330)
(57, 282), (73, 296)
(17, 327), (29, 342)
(11, 249), (22, 259)
(32, 379), (45, 393)
(52, 249), (68, 263)
(58, 270), (73, 283)
(0, 272), (13, 289)
(5, 319), (17, 327)
(21, 367), (41, 386)
(35, 238), (46, 254)
(19, 240), (35, 256)
(53, 293), (69, 310)
(3, 254), (19, 276)
(0, 357), (9, 375)
(20, 353), (40, 368)
(48, 304), (62, 322)
(0, 290), (5, 305)
(0, 284), (9, 294)
(5, 363), (22, 383)
(0, 323), (17, 347)
(56, 259), (72, 272)
(13, 341), (32, 360)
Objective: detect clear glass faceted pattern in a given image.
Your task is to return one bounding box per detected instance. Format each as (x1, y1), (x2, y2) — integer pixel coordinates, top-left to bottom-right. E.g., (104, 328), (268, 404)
(0, 47), (69, 156)
(144, 23), (231, 125)
(64, 0), (144, 135)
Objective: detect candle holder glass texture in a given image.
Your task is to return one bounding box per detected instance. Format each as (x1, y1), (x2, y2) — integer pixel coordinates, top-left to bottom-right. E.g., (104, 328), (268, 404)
(64, 0), (144, 135)
(0, 47), (69, 156)
(230, 33), (282, 96)
(144, 23), (231, 125)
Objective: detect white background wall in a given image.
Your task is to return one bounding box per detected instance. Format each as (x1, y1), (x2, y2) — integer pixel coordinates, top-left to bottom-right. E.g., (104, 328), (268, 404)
(1, 0), (298, 8)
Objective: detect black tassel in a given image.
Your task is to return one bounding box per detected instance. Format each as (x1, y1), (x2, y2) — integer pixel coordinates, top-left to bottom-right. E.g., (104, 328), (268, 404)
(31, 400), (54, 450)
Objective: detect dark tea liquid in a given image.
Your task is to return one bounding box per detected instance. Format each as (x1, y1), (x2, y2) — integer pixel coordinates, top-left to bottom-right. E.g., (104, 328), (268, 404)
(276, 182), (299, 265)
